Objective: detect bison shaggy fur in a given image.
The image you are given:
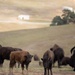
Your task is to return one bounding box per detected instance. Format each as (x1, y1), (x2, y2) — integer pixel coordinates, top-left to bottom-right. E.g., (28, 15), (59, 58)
(50, 44), (64, 68)
(0, 45), (22, 67)
(60, 57), (70, 66)
(41, 50), (54, 75)
(9, 51), (33, 75)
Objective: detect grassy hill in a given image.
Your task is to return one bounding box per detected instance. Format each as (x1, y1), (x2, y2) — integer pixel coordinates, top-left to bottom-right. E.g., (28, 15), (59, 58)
(0, 1), (75, 75)
(0, 24), (75, 75)
(0, 24), (75, 57)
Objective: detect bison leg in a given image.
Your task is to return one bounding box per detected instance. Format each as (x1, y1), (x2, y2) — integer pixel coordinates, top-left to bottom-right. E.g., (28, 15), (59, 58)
(26, 64), (29, 75)
(73, 64), (75, 71)
(48, 69), (49, 75)
(14, 62), (20, 68)
(21, 63), (24, 75)
(57, 57), (61, 68)
(0, 58), (4, 67)
(9, 60), (16, 75)
(44, 68), (46, 75)
(50, 69), (53, 75)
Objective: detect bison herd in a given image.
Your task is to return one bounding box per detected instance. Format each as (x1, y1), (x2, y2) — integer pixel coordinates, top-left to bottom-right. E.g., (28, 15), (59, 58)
(0, 44), (75, 75)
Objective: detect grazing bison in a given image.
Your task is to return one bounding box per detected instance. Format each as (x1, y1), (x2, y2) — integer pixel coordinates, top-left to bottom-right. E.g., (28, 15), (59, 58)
(41, 50), (54, 75)
(9, 51), (33, 75)
(60, 46), (75, 71)
(34, 54), (40, 61)
(50, 44), (64, 68)
(69, 46), (75, 71)
(60, 57), (70, 66)
(0, 46), (22, 67)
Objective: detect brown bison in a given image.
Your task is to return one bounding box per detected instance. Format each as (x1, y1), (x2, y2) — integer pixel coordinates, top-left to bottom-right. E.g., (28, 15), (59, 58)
(41, 50), (54, 75)
(9, 51), (33, 75)
(60, 57), (70, 66)
(34, 54), (40, 61)
(0, 45), (22, 67)
(50, 44), (64, 68)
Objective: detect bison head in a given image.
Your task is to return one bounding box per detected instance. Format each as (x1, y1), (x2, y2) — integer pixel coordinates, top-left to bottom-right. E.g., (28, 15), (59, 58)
(41, 58), (52, 68)
(24, 53), (33, 70)
(25, 53), (33, 64)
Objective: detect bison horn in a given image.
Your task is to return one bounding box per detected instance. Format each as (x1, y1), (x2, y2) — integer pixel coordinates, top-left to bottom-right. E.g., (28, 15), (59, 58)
(70, 46), (75, 54)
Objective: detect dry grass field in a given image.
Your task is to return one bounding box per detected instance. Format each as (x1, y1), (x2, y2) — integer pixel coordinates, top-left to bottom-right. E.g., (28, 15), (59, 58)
(0, 0), (75, 75)
(0, 24), (75, 75)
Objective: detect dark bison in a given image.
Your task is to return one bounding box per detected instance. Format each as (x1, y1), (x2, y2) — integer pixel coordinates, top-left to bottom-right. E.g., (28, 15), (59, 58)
(41, 50), (54, 75)
(34, 54), (40, 61)
(0, 45), (22, 67)
(50, 44), (64, 68)
(9, 51), (33, 75)
(69, 46), (75, 71)
(70, 46), (75, 54)
(60, 57), (70, 66)
(61, 46), (75, 71)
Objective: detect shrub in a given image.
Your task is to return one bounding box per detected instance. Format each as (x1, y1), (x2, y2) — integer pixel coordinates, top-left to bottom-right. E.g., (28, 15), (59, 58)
(50, 16), (64, 26)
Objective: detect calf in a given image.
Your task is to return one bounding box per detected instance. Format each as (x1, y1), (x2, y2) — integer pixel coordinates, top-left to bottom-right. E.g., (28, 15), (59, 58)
(41, 50), (54, 75)
(50, 44), (64, 68)
(9, 51), (33, 75)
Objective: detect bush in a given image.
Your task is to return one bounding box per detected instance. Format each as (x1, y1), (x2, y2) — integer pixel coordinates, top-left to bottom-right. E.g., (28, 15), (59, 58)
(62, 10), (75, 23)
(50, 16), (65, 26)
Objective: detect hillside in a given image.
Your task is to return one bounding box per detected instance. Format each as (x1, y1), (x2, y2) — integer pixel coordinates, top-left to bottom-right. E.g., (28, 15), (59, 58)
(0, 0), (75, 22)
(0, 24), (75, 57)
(0, 1), (75, 75)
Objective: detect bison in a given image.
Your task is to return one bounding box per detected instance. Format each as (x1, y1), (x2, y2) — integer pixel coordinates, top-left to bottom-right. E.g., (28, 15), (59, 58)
(41, 50), (54, 75)
(33, 54), (40, 61)
(69, 46), (75, 71)
(60, 57), (70, 66)
(0, 45), (22, 67)
(60, 46), (75, 71)
(9, 51), (33, 75)
(50, 44), (64, 68)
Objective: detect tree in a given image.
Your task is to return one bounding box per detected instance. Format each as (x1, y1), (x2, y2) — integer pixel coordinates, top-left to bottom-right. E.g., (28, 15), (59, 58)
(51, 16), (64, 26)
